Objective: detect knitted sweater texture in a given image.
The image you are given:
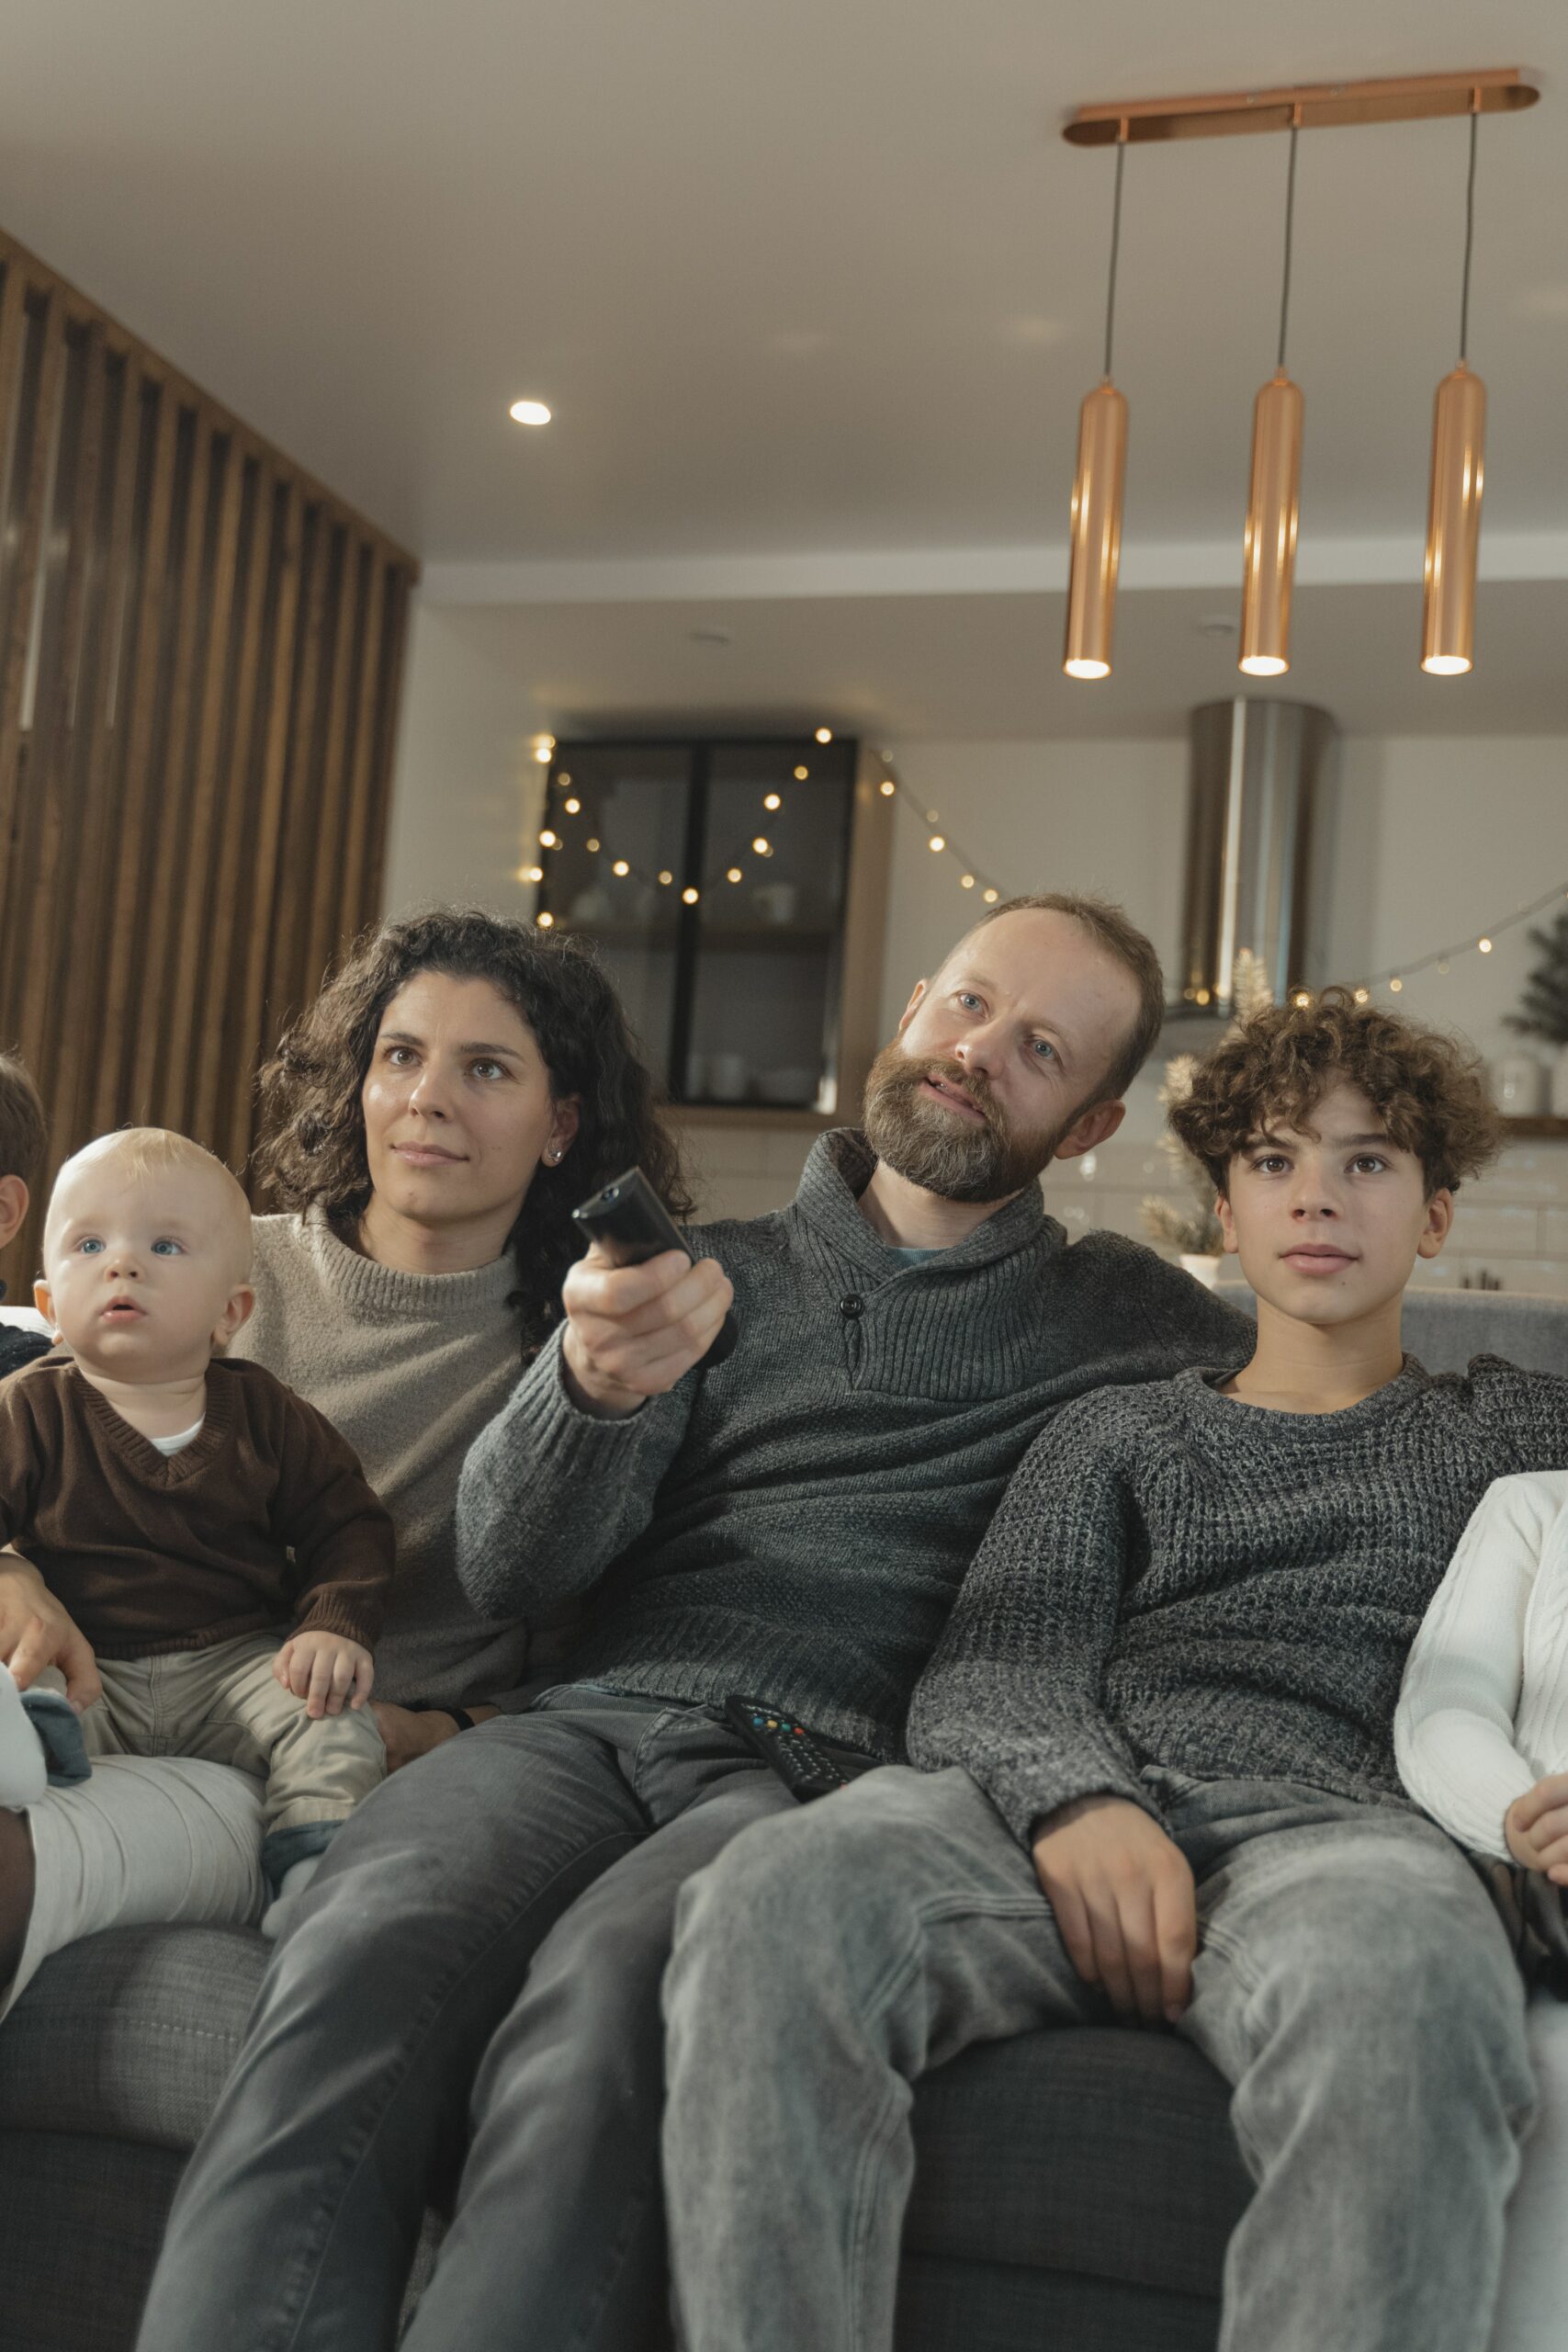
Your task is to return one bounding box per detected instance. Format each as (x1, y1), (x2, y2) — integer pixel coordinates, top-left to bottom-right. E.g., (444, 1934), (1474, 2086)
(908, 1357), (1568, 1843)
(457, 1129), (1247, 1756)
(231, 1208), (530, 1707)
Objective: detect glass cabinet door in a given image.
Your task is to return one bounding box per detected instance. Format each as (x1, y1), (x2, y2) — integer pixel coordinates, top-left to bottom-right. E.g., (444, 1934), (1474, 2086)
(536, 743), (691, 1075)
(684, 740), (853, 1108)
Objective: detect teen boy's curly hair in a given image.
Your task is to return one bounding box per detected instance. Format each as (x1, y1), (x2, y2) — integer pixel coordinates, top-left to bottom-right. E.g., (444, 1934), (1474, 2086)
(1169, 987), (1502, 1199)
(254, 909), (693, 1357)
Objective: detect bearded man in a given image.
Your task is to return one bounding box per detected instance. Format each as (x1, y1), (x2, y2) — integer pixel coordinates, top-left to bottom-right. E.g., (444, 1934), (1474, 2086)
(141, 895), (1247, 2352)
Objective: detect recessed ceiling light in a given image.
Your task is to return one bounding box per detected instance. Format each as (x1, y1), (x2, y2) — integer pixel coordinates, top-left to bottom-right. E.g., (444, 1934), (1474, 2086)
(510, 400), (552, 426)
(1196, 614), (1238, 639)
(689, 626), (732, 646)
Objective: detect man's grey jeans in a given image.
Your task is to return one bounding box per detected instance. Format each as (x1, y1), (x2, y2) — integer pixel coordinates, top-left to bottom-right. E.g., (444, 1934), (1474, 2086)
(136, 1688), (797, 2352)
(663, 1763), (1536, 2352)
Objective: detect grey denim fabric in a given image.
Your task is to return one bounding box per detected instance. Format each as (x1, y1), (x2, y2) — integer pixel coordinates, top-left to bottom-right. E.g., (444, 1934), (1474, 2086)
(662, 1764), (1537, 2352)
(136, 1688), (795, 2352)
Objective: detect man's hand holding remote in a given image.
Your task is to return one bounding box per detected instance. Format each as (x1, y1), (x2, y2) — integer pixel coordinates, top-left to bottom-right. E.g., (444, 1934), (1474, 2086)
(561, 1244), (735, 1419)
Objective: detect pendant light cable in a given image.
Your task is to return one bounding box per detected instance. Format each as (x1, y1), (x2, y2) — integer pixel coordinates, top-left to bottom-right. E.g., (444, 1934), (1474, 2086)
(1275, 122), (1299, 371)
(1102, 134), (1126, 381)
(1458, 106), (1479, 362)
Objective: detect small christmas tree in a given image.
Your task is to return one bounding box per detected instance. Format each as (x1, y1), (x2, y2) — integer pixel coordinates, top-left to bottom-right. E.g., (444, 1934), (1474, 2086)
(1142, 948), (1275, 1258)
(1506, 910), (1568, 1048)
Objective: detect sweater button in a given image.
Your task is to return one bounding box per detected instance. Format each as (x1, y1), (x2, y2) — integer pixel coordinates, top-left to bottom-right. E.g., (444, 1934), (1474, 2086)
(840, 1294), (863, 1318)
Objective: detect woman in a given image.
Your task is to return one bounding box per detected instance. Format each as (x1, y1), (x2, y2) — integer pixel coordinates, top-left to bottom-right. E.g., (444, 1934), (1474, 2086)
(0, 907), (689, 2007)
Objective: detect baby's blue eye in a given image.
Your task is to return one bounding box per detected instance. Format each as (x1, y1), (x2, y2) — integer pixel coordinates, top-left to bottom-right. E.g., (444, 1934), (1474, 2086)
(78, 1237), (105, 1255)
(151, 1238), (185, 1257)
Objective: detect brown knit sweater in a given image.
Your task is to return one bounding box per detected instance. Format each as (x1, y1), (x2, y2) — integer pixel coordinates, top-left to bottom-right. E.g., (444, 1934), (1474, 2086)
(0, 1355), (394, 1658)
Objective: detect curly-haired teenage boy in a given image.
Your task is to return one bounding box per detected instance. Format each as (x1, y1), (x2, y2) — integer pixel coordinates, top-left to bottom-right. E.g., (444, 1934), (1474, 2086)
(661, 989), (1567, 2352)
(0, 1051), (50, 1381)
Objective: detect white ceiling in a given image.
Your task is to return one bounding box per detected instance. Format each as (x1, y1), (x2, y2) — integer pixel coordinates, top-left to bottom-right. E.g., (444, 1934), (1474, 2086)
(7, 2), (1565, 739)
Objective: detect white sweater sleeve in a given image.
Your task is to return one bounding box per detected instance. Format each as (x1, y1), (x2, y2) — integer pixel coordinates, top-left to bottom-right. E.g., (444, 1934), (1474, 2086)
(1393, 1476), (1551, 1860)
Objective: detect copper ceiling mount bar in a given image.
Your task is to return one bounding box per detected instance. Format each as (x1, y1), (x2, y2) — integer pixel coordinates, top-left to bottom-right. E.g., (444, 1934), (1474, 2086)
(1064, 68), (1539, 146)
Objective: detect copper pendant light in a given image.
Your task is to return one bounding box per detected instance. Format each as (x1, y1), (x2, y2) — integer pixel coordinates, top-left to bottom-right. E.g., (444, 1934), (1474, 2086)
(1064, 130), (1130, 680)
(1239, 119), (1303, 677)
(1422, 103), (1486, 674)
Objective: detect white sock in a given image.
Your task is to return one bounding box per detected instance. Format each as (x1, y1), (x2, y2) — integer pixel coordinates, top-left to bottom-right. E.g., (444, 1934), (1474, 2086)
(260, 1850), (323, 1941)
(0, 1665), (47, 1810)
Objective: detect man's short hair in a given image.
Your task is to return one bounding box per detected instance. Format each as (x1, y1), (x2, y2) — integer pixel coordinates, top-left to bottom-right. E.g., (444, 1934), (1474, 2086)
(1170, 987), (1502, 1197)
(963, 892), (1165, 1102)
(0, 1049), (46, 1189)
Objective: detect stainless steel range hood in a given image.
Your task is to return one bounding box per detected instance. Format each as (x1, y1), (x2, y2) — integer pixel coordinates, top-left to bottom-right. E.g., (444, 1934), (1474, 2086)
(1173, 698), (1340, 1022)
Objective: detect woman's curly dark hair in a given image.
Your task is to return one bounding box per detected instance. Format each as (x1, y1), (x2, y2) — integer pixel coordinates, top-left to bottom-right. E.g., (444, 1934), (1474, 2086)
(1170, 986), (1502, 1198)
(254, 909), (693, 1356)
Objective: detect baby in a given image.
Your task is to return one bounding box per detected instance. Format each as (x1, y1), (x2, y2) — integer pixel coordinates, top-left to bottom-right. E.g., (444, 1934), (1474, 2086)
(0, 1127), (391, 1919)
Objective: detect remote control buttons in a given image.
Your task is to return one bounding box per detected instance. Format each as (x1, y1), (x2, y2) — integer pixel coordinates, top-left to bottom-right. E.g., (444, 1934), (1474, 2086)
(840, 1294), (863, 1318)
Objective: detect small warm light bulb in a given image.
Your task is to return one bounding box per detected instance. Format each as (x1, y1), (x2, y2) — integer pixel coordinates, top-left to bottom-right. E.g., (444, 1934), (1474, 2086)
(1479, 936), (1494, 954)
(536, 910), (554, 928)
(682, 887), (700, 905)
(879, 779), (895, 797)
(613, 860), (630, 876)
(511, 401), (552, 426)
(524, 865), (544, 883)
(563, 797), (581, 815)
(727, 866), (743, 884)
(1195, 988), (1212, 1007)
(1292, 991), (1311, 1008)
(532, 735), (555, 763)
(658, 870), (673, 886)
(1437, 958), (1450, 974)
(764, 792), (782, 810)
(814, 727), (832, 743)
(793, 766), (808, 781)
(585, 836), (600, 852)
(1353, 988), (1370, 1004)
(1064, 658), (1111, 681)
(752, 837), (772, 856)
(538, 829), (558, 849)
(1237, 655), (1290, 679)
(982, 888), (999, 904)
(929, 834), (945, 854)
(960, 875), (976, 890)
(1390, 977), (1404, 992)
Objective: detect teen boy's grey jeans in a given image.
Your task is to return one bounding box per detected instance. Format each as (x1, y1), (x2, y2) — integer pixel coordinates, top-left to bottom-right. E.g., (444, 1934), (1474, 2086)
(662, 1763), (1536, 2352)
(135, 1688), (797, 2352)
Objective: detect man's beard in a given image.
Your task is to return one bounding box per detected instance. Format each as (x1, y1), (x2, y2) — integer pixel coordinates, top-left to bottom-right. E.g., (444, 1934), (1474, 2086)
(861, 1045), (1080, 1204)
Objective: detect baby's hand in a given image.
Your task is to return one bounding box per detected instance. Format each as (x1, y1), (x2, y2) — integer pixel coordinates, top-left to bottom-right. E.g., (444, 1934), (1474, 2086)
(1505, 1775), (1568, 1883)
(274, 1631), (375, 1720)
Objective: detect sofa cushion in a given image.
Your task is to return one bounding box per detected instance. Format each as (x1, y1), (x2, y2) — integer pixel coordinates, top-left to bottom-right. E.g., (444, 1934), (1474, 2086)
(907, 2028), (1250, 2298)
(0, 1924), (267, 2148)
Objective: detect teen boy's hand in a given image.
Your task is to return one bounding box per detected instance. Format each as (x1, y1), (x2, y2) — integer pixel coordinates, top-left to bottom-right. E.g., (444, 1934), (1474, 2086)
(560, 1244), (734, 1419)
(275, 1630), (375, 1720)
(0, 1552), (101, 1711)
(1031, 1793), (1198, 2026)
(1506, 1776), (1568, 1883)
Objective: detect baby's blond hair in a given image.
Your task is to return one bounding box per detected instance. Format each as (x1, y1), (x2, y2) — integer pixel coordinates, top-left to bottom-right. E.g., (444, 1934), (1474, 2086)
(45, 1128), (252, 1272)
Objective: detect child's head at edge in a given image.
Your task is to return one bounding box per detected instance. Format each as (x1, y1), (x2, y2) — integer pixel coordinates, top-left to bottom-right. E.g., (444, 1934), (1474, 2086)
(0, 1049), (47, 1264)
(1170, 989), (1502, 1337)
(37, 1128), (254, 1385)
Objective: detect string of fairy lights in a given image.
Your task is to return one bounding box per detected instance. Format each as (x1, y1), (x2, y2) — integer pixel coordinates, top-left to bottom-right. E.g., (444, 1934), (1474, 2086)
(517, 732), (1563, 1009)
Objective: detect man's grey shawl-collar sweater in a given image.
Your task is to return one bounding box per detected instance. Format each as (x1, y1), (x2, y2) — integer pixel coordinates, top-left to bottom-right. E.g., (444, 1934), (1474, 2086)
(457, 1129), (1245, 1755)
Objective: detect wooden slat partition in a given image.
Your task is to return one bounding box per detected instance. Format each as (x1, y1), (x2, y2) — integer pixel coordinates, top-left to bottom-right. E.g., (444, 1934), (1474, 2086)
(0, 226), (417, 1302)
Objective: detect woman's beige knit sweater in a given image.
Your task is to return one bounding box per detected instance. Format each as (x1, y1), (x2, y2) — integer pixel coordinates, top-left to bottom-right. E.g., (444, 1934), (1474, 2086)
(231, 1207), (529, 1708)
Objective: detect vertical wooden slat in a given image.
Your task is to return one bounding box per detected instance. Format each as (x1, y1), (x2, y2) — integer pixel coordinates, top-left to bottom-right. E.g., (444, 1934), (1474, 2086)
(0, 220), (415, 1300)
(159, 424), (247, 1135)
(221, 474), (305, 1175)
(0, 286), (66, 921)
(90, 380), (183, 1133)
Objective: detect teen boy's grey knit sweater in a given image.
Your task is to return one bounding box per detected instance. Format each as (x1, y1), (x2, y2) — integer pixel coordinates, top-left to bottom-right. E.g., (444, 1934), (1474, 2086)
(908, 1358), (1568, 1841)
(457, 1129), (1246, 1755)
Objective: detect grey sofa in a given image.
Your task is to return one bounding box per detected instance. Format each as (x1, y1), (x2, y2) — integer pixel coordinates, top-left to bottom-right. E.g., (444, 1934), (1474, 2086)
(2, 1288), (1563, 2352)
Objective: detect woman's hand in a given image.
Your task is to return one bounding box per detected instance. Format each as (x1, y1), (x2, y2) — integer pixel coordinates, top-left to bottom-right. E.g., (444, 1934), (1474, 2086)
(1505, 1776), (1568, 1883)
(273, 1631), (375, 1719)
(371, 1701), (499, 1773)
(0, 1553), (100, 1711)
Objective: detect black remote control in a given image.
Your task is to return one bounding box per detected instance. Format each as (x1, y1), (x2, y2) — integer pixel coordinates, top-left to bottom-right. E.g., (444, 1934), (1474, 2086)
(571, 1167), (738, 1366)
(723, 1695), (867, 1802)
